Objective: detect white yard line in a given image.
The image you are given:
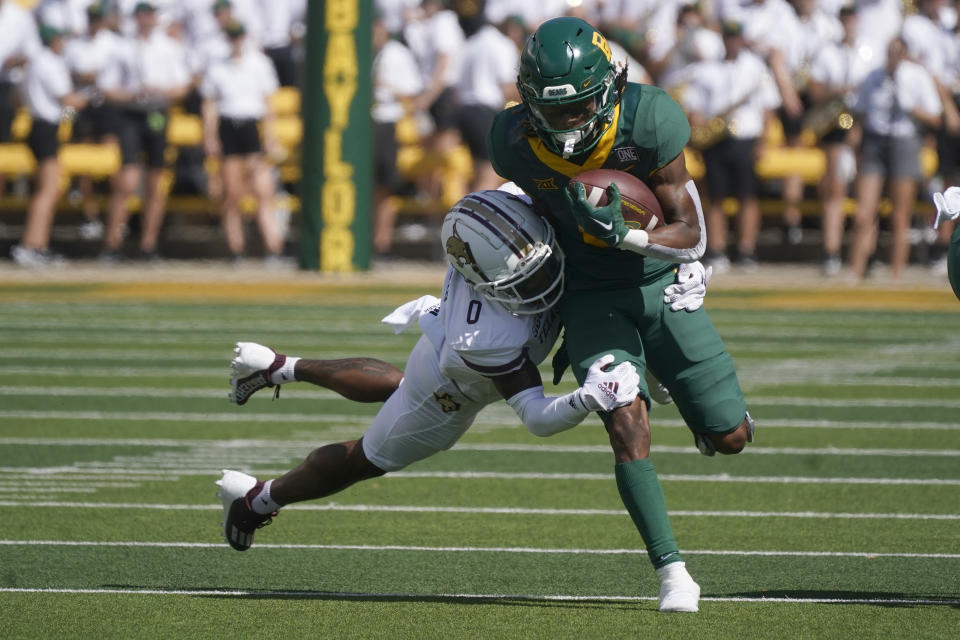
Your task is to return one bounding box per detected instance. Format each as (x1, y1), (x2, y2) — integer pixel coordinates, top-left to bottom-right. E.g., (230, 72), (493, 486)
(0, 501), (956, 520)
(1, 410), (958, 430)
(1, 437), (958, 458)
(0, 539), (958, 560)
(4, 386), (960, 409)
(0, 467), (958, 485)
(0, 586), (956, 606)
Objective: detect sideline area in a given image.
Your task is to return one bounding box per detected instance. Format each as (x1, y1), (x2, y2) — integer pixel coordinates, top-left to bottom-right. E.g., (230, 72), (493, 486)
(0, 259), (956, 311)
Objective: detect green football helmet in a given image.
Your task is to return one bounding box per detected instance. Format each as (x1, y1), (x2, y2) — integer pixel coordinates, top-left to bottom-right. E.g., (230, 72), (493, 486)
(517, 17), (626, 158)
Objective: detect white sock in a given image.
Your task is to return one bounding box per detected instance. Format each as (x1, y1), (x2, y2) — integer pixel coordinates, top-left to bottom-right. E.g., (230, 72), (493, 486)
(656, 561), (690, 582)
(270, 356), (300, 385)
(250, 479), (282, 514)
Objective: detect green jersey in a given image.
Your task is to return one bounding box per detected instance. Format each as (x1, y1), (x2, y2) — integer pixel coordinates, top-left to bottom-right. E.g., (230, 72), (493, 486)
(488, 82), (691, 291)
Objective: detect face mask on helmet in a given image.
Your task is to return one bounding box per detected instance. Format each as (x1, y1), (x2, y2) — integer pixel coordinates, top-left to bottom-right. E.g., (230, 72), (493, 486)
(441, 190), (565, 315)
(524, 85), (611, 158)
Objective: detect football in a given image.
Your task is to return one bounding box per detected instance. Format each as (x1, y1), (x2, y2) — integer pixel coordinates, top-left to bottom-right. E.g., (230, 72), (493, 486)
(569, 169), (664, 247)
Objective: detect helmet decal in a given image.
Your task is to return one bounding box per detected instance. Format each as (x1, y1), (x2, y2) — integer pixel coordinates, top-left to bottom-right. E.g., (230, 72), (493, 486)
(445, 225), (486, 281)
(591, 31), (611, 60)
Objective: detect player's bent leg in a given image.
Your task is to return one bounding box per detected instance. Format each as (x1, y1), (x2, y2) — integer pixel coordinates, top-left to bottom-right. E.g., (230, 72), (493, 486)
(695, 411), (755, 456)
(229, 341), (403, 405)
(271, 437), (386, 504)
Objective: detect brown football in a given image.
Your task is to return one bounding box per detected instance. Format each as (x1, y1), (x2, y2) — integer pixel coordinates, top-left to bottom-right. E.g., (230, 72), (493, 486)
(569, 169), (664, 247)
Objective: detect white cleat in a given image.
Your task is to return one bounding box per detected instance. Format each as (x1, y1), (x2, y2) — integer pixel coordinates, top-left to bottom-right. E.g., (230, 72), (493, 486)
(215, 469), (271, 550)
(228, 342), (286, 405)
(656, 561), (701, 613)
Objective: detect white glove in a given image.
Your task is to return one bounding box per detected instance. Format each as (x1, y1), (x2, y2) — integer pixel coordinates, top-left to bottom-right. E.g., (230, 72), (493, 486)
(663, 261), (712, 312)
(577, 354), (640, 412)
(933, 186), (960, 230)
(645, 369), (673, 405)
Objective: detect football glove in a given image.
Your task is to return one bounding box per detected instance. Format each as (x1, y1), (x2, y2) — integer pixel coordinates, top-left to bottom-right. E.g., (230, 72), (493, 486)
(577, 354), (640, 412)
(933, 186), (960, 230)
(663, 261), (712, 312)
(551, 335), (570, 385)
(565, 181), (628, 247)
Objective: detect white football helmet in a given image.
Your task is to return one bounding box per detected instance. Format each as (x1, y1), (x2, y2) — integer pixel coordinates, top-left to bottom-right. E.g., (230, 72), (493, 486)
(441, 190), (564, 315)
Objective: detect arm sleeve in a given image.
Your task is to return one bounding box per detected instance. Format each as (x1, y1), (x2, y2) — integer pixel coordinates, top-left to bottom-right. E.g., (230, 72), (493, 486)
(505, 385), (590, 437)
(618, 179), (707, 263)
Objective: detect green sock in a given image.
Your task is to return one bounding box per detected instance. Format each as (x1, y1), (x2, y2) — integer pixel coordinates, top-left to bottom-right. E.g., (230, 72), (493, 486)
(614, 458), (682, 569)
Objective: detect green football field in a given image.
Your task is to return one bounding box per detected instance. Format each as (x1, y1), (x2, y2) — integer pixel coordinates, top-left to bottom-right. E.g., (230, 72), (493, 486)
(1, 270), (958, 639)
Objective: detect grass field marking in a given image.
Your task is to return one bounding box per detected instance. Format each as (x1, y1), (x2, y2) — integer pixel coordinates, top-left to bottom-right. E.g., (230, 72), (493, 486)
(392, 471), (960, 485)
(2, 540), (959, 560)
(0, 386), (343, 400)
(1, 586), (958, 606)
(1, 502), (957, 520)
(3, 411), (960, 431)
(2, 467), (960, 485)
(4, 438), (959, 459)
(6, 386), (960, 409)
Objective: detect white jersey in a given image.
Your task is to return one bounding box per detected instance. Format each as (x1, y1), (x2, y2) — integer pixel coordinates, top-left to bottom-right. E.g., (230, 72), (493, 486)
(365, 267), (561, 471)
(431, 266), (560, 404)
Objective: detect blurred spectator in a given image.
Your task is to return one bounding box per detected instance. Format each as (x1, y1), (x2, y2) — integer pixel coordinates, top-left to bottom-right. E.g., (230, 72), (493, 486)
(35, 0), (94, 37)
(11, 24), (87, 267)
(403, 0), (464, 199)
(848, 37), (942, 281)
(0, 0), (41, 197)
(371, 11), (422, 255)
(807, 3), (871, 275)
(99, 1), (190, 261)
(738, 0), (807, 245)
(64, 1), (123, 240)
(255, 0), (298, 86)
(853, 0), (903, 66)
(376, 0), (420, 36)
(684, 20), (781, 272)
(658, 3), (725, 93)
(452, 0), (520, 192)
(902, 0), (960, 272)
(483, 0), (568, 31)
(201, 21), (285, 262)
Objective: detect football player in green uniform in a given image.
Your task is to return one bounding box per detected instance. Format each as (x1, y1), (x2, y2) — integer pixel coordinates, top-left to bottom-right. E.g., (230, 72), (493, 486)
(487, 16), (755, 613)
(933, 186), (960, 300)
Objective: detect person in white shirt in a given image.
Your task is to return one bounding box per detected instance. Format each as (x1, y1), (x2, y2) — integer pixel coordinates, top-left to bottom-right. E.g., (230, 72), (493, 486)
(0, 0), (41, 199)
(254, 0), (297, 86)
(403, 0), (465, 198)
(370, 12), (422, 255)
(98, 1), (190, 261)
(848, 36), (943, 281)
(807, 3), (871, 275)
(64, 1), (124, 240)
(200, 20), (285, 262)
(683, 20), (781, 272)
(10, 25), (87, 268)
(903, 0), (960, 273)
(453, 5), (520, 192)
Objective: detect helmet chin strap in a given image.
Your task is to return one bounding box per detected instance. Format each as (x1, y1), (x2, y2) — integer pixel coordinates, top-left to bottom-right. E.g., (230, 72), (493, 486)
(562, 137), (576, 158)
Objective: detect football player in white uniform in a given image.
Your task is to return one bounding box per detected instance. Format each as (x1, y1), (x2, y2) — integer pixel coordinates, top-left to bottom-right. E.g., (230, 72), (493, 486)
(217, 188), (708, 606)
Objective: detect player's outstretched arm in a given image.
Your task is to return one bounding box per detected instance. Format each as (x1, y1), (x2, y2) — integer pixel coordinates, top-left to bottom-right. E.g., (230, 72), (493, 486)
(492, 355), (639, 437)
(229, 341), (402, 406)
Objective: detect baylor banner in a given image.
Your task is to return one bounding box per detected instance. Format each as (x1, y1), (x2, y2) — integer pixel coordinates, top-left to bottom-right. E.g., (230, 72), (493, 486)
(300, 0), (372, 271)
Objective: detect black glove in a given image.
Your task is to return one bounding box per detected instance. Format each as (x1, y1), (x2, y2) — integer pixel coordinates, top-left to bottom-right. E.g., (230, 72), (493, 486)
(551, 335), (570, 386)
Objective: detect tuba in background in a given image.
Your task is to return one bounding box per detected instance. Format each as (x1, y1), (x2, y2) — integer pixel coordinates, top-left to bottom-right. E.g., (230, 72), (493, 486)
(803, 97), (854, 141)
